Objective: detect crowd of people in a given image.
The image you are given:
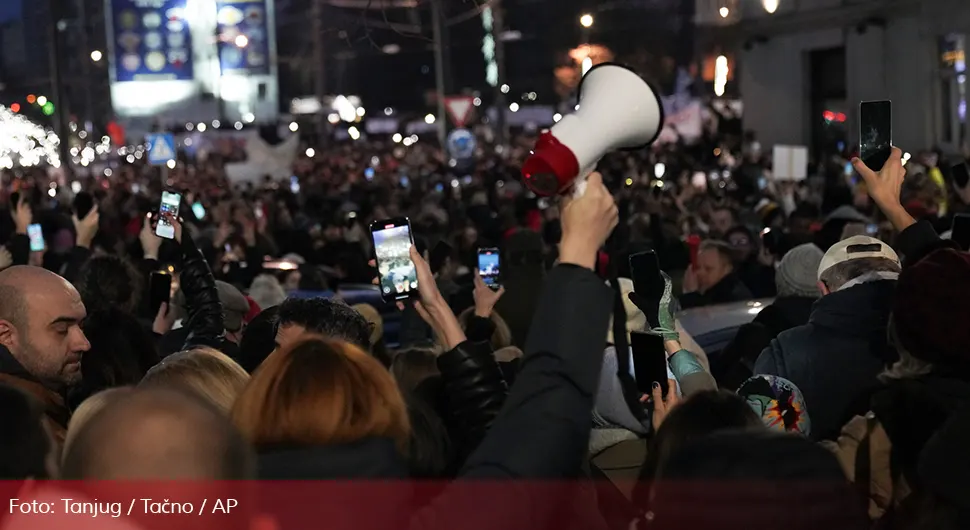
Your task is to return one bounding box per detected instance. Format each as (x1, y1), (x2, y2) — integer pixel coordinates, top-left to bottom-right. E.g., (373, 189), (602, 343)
(0, 117), (968, 530)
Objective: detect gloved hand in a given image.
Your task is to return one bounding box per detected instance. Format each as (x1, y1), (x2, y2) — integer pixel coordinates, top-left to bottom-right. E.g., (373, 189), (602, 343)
(627, 271), (679, 342)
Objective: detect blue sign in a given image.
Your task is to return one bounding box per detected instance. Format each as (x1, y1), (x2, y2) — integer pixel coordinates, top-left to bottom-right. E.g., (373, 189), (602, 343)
(109, 0), (194, 82)
(447, 128), (477, 160)
(217, 0), (271, 75)
(146, 133), (177, 165)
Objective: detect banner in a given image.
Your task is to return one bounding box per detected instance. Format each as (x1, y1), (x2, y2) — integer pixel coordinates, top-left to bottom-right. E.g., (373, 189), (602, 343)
(109, 0), (194, 82)
(216, 0), (271, 75)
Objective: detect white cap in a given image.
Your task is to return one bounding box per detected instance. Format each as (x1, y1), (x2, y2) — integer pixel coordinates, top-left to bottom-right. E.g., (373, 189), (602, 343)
(817, 235), (900, 280)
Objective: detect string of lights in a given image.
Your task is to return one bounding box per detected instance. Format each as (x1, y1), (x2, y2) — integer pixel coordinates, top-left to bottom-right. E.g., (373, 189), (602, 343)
(0, 105), (61, 169)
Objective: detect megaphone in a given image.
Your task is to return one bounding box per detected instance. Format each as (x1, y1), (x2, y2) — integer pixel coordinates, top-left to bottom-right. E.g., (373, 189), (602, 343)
(521, 63), (664, 197)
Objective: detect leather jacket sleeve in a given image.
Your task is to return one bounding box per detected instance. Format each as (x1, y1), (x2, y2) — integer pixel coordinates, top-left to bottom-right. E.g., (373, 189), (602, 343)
(436, 339), (507, 462)
(178, 234), (225, 351)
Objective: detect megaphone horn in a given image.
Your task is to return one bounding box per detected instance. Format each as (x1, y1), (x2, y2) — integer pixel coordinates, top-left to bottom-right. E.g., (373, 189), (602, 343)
(522, 63), (665, 197)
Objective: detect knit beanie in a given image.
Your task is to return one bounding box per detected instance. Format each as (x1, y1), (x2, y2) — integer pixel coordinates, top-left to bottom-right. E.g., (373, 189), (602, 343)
(774, 243), (824, 298)
(893, 248), (970, 368)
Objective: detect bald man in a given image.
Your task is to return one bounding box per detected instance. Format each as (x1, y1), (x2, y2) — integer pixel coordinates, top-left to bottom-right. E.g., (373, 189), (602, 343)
(0, 266), (90, 443)
(61, 387), (254, 480)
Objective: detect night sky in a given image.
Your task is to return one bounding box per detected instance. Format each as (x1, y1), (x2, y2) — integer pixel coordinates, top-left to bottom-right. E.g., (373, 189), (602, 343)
(0, 1), (21, 24)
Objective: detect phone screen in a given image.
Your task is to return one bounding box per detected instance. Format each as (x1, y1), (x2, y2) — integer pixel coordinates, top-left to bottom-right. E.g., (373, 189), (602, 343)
(371, 219), (417, 302)
(952, 214), (970, 251)
(149, 272), (172, 316)
(364, 167), (375, 180)
(73, 191), (94, 219)
(191, 202), (205, 221)
(477, 248), (501, 289)
(629, 251), (664, 330)
(155, 191), (181, 239)
(630, 331), (669, 397)
(952, 162), (970, 189)
(27, 224), (44, 252)
(860, 100), (892, 171)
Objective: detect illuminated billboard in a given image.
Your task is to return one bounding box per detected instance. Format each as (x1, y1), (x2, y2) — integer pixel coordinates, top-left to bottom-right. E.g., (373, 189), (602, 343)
(110, 0), (194, 82)
(106, 0), (280, 126)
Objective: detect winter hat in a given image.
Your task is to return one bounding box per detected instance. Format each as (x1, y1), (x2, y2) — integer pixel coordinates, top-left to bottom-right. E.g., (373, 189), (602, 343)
(737, 375), (811, 436)
(775, 243), (823, 298)
(893, 248), (970, 368)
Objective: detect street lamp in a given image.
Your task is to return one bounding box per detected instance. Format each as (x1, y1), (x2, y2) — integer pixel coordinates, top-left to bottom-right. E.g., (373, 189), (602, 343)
(90, 50), (102, 62)
(580, 13), (594, 28)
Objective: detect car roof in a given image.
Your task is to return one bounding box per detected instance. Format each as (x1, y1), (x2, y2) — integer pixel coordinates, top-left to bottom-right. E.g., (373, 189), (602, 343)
(677, 298), (773, 338)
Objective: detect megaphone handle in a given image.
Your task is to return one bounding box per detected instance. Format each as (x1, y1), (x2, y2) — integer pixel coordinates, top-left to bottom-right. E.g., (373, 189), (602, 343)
(571, 179), (588, 199)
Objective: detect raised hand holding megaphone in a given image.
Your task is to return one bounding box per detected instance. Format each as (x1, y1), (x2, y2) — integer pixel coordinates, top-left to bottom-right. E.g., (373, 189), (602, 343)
(521, 63), (665, 197)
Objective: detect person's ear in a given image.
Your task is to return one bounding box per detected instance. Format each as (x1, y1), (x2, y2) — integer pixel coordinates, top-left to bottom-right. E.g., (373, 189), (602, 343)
(817, 281), (830, 296)
(0, 319), (18, 351)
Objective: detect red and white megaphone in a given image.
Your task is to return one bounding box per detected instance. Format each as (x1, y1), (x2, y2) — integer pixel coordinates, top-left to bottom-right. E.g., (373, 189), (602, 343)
(521, 63), (664, 197)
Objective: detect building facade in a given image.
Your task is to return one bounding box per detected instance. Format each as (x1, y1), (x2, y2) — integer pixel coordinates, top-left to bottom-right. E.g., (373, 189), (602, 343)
(696, 0), (970, 155)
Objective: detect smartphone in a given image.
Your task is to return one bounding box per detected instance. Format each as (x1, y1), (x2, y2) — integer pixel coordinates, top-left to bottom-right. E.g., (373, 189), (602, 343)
(761, 227), (784, 256)
(860, 100), (892, 171)
(370, 217), (417, 303)
(629, 251), (664, 330)
(148, 271), (172, 316)
(630, 331), (669, 397)
(364, 167), (375, 180)
(155, 191), (181, 239)
(952, 162), (970, 189)
(73, 191), (95, 219)
(866, 223), (879, 236)
(191, 201), (205, 221)
(477, 248), (501, 289)
(952, 214), (970, 251)
(289, 176), (300, 194)
(27, 223), (44, 252)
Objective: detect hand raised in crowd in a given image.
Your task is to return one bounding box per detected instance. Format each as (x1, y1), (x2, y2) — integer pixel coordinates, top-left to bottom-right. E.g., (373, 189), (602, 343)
(72, 205), (100, 249)
(851, 147), (915, 231)
(404, 245), (466, 350)
(12, 196), (31, 235)
(559, 172), (618, 270)
(643, 378), (680, 432)
(472, 272), (505, 318)
(152, 301), (176, 335)
(140, 214), (162, 260)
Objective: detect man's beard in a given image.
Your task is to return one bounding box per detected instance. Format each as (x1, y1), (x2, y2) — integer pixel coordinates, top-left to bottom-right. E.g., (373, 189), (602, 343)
(20, 339), (80, 390)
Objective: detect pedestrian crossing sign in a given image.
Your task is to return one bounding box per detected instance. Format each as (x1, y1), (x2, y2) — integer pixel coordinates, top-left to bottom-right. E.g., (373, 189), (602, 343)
(146, 133), (177, 166)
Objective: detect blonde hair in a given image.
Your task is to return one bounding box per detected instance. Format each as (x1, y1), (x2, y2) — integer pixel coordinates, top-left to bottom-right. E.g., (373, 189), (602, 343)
(457, 307), (513, 351)
(390, 346), (441, 392)
(231, 336), (410, 453)
(63, 387), (133, 460)
(139, 348), (250, 414)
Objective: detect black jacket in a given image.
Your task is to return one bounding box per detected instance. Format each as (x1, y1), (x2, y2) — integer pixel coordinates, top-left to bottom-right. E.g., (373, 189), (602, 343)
(680, 272), (753, 309)
(159, 235), (228, 356)
(754, 280), (897, 441)
(715, 295), (817, 388)
(256, 264), (614, 530)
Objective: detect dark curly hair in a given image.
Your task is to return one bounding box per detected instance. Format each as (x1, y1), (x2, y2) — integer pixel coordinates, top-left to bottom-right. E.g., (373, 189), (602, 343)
(276, 297), (372, 352)
(75, 255), (143, 315)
